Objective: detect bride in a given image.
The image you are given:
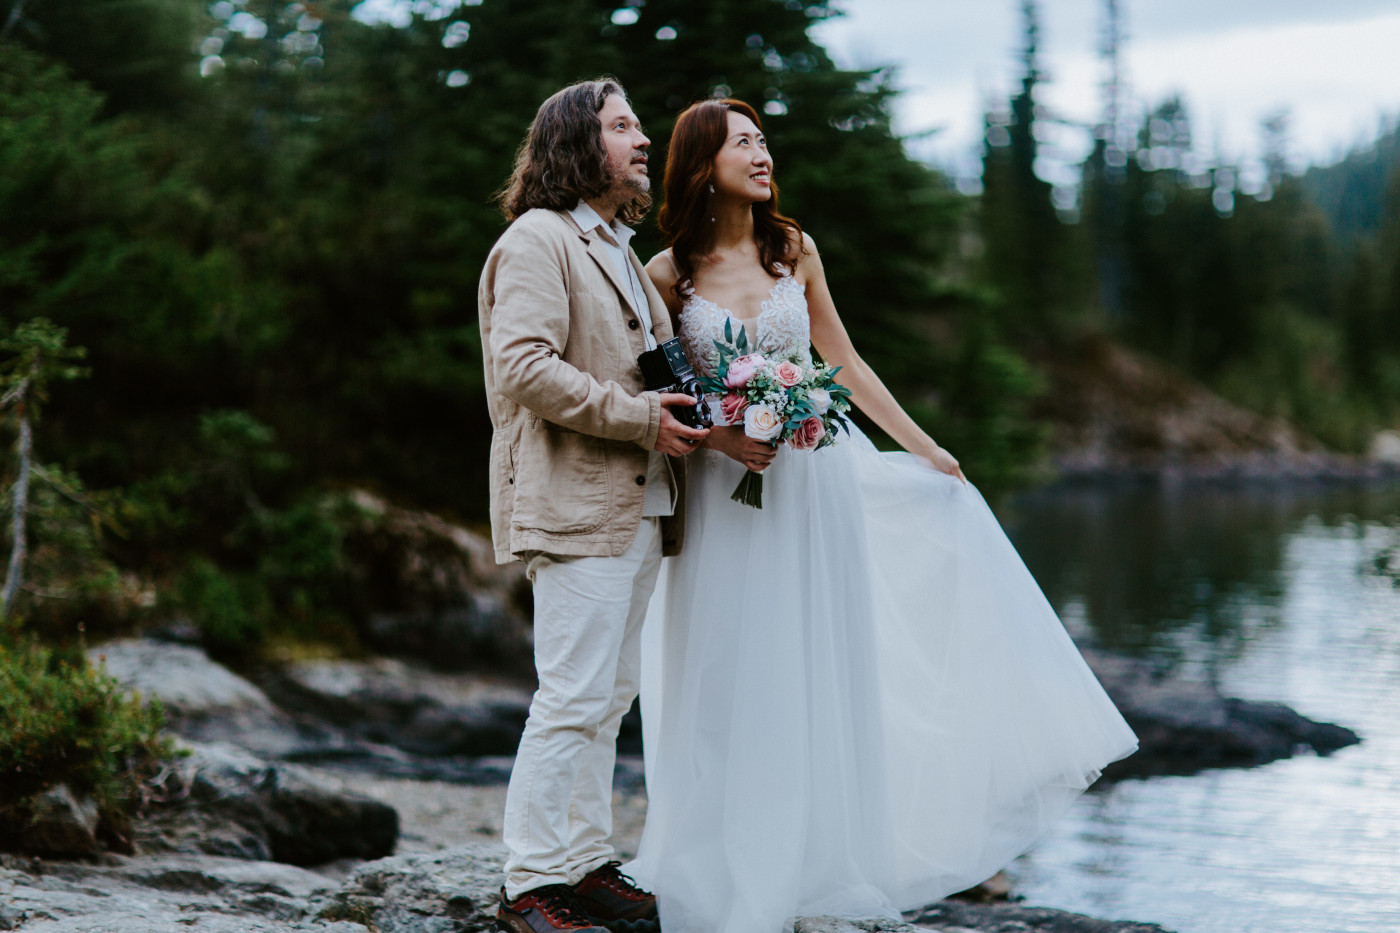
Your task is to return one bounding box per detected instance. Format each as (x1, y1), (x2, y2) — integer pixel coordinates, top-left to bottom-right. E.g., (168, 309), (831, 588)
(624, 99), (1138, 933)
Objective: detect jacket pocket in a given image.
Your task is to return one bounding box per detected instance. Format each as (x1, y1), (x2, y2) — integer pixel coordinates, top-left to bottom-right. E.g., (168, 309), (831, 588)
(511, 416), (611, 535)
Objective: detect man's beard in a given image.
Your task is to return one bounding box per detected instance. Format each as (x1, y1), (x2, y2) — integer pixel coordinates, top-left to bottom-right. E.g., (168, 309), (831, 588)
(603, 157), (650, 209)
(609, 167), (649, 200)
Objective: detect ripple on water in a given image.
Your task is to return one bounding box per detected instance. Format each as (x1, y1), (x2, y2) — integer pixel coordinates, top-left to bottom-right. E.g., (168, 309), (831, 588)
(1000, 484), (1400, 933)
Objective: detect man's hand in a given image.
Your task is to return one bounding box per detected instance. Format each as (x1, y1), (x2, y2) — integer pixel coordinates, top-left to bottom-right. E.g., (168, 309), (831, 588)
(704, 425), (778, 473)
(654, 393), (710, 456)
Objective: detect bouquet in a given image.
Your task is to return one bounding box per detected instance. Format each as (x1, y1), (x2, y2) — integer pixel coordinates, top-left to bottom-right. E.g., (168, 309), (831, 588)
(698, 320), (853, 508)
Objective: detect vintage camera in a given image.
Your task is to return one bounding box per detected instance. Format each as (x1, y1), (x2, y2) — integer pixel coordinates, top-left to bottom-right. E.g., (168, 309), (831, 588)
(638, 338), (713, 429)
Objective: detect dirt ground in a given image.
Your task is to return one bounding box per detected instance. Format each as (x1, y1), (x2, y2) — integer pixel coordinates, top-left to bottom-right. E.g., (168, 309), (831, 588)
(328, 756), (650, 860)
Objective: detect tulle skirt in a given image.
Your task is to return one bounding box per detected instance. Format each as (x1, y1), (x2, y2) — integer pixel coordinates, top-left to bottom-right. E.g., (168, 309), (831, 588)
(625, 428), (1138, 933)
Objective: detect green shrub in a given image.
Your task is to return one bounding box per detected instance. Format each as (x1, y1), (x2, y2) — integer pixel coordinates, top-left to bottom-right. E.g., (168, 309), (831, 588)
(1214, 305), (1383, 452)
(124, 410), (360, 658)
(171, 495), (359, 659)
(0, 639), (172, 823)
(173, 558), (271, 658)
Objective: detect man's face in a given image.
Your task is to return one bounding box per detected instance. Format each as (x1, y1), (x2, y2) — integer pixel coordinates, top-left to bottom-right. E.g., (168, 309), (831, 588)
(598, 93), (650, 201)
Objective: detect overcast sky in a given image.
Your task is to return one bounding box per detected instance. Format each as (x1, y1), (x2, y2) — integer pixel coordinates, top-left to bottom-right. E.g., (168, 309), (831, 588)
(812, 0), (1400, 188)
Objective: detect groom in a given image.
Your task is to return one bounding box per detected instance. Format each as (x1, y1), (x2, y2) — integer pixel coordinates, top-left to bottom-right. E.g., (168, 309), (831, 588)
(478, 78), (708, 933)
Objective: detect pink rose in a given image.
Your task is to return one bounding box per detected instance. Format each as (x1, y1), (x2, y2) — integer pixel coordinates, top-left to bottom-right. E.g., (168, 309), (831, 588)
(724, 353), (767, 389)
(774, 360), (804, 387)
(788, 416), (826, 451)
(720, 393), (750, 426)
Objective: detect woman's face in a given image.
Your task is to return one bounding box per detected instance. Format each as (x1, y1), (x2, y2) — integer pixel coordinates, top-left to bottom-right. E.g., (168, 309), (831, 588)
(710, 110), (773, 202)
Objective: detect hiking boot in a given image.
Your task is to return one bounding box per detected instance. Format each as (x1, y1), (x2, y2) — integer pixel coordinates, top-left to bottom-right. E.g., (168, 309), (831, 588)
(497, 884), (610, 933)
(571, 862), (659, 933)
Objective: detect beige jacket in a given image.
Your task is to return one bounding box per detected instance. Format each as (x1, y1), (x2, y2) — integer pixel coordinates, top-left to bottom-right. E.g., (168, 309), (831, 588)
(478, 208), (686, 564)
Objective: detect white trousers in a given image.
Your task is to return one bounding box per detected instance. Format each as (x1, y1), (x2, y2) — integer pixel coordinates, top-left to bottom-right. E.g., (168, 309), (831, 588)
(503, 518), (664, 899)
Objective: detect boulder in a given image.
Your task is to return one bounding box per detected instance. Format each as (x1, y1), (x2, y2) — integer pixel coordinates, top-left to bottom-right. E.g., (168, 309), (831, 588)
(341, 490), (533, 673)
(318, 843), (505, 933)
(262, 657), (533, 759)
(88, 639), (326, 760)
(89, 638), (273, 720)
(1083, 648), (1360, 776)
(0, 852), (362, 932)
(0, 785), (98, 858)
(1369, 429), (1400, 465)
(903, 900), (1175, 932)
(136, 741), (399, 866)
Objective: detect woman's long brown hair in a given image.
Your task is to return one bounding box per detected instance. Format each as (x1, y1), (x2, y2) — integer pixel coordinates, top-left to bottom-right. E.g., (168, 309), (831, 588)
(658, 99), (806, 298)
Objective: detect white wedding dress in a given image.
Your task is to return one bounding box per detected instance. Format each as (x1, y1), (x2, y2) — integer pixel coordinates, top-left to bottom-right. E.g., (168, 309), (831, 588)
(624, 272), (1138, 933)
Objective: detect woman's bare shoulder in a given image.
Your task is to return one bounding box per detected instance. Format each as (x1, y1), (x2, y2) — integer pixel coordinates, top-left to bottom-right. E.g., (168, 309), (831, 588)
(645, 248), (678, 282)
(788, 229), (823, 286)
(646, 249), (685, 313)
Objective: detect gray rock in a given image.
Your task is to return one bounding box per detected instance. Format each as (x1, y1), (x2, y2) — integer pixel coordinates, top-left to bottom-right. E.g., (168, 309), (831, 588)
(797, 917), (922, 933)
(90, 638), (274, 717)
(795, 913), (924, 930)
(318, 842), (506, 933)
(341, 490), (533, 674)
(86, 637), (522, 788)
(1368, 429), (1400, 465)
(905, 901), (1175, 932)
(0, 785), (99, 858)
(1083, 648), (1360, 776)
(137, 742), (398, 866)
(0, 843), (1174, 933)
(88, 639), (325, 760)
(0, 852), (363, 932)
(264, 657), (533, 758)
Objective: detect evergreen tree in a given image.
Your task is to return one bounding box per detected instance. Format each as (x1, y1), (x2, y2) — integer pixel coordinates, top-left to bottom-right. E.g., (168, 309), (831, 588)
(2, 0), (200, 114)
(1, 0), (1047, 651)
(978, 0), (1079, 336)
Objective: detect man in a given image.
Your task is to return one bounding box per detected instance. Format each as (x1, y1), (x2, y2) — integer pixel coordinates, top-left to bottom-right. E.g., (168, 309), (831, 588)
(478, 78), (708, 933)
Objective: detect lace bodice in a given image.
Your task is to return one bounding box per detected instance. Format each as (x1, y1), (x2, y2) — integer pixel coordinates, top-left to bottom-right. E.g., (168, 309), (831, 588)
(679, 273), (812, 378)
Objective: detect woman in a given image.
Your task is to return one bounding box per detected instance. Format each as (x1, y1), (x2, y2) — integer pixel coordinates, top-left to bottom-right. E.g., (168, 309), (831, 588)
(625, 99), (1137, 933)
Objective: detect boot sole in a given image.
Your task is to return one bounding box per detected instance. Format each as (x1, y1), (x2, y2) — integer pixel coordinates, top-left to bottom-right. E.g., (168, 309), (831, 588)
(598, 917), (659, 933)
(498, 911), (612, 933)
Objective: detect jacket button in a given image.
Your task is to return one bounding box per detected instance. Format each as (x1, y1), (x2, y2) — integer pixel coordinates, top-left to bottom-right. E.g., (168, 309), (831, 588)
(628, 319), (640, 330)
(635, 475), (646, 486)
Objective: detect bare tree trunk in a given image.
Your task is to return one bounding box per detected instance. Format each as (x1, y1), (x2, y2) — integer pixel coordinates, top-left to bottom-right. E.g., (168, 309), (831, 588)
(2, 0), (29, 39)
(2, 383), (32, 620)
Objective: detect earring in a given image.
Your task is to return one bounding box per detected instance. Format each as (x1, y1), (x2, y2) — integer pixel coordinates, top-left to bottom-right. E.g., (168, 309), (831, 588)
(708, 183), (716, 221)
(708, 183), (715, 194)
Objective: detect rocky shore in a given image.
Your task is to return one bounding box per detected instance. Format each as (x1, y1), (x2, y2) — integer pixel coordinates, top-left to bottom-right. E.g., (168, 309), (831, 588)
(1, 633), (1365, 932)
(1034, 337), (1400, 483)
(1081, 648), (1359, 777)
(1, 843), (1174, 933)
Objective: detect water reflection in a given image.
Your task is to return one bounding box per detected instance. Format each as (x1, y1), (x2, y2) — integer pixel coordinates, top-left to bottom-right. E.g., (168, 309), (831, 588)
(1002, 483), (1400, 678)
(994, 481), (1400, 933)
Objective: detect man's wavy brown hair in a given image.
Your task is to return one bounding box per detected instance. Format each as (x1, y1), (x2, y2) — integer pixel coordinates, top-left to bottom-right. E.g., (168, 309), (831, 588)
(497, 78), (651, 225)
(659, 99), (806, 298)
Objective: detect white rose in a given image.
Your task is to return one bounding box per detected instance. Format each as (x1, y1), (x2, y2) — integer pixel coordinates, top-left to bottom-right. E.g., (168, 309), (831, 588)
(743, 404), (784, 442)
(806, 387), (832, 415)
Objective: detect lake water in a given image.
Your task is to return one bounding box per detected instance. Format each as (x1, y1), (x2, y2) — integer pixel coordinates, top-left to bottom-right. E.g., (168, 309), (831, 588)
(998, 481), (1400, 933)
